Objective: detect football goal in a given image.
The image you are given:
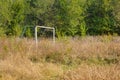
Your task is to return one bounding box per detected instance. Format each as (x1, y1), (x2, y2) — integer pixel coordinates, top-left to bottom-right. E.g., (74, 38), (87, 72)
(35, 26), (55, 44)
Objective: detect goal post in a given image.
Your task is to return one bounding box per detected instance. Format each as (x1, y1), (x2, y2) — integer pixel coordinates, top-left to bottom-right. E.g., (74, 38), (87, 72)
(35, 26), (55, 44)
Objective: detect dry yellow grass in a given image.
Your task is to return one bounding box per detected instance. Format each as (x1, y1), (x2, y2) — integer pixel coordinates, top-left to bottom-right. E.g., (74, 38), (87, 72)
(0, 36), (120, 80)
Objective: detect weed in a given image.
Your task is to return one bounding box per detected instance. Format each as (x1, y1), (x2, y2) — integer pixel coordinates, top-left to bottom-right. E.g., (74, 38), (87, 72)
(0, 36), (120, 80)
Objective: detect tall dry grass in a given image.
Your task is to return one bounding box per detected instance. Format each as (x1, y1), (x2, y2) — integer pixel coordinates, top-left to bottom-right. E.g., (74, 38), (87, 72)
(0, 36), (120, 80)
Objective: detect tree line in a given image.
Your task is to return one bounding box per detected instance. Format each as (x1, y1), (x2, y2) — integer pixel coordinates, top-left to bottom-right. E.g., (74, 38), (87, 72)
(0, 0), (120, 37)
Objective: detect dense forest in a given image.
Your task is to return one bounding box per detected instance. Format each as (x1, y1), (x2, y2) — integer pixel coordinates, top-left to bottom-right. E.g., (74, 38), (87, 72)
(0, 0), (120, 37)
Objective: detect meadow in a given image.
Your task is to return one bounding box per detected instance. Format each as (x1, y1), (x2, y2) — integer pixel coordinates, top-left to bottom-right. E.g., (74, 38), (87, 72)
(0, 36), (120, 80)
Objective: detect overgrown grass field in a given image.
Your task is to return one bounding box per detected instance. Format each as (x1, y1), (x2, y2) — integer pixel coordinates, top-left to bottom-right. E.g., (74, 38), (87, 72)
(0, 36), (120, 80)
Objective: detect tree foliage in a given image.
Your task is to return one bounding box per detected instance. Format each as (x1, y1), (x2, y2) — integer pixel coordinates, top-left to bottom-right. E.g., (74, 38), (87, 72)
(0, 0), (120, 37)
(85, 0), (116, 35)
(0, 0), (25, 36)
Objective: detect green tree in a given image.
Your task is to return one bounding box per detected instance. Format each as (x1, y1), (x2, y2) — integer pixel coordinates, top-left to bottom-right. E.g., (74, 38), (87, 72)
(0, 0), (25, 36)
(53, 0), (86, 37)
(67, 0), (86, 36)
(85, 0), (116, 35)
(23, 0), (55, 37)
(112, 0), (120, 34)
(0, 0), (11, 36)
(0, 0), (119, 37)
(25, 0), (55, 26)
(52, 0), (69, 37)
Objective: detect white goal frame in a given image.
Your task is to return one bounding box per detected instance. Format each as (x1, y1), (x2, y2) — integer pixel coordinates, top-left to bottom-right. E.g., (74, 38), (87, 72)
(35, 26), (55, 44)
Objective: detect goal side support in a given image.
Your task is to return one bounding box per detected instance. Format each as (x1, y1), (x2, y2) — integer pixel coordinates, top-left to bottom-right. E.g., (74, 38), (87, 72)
(35, 26), (55, 44)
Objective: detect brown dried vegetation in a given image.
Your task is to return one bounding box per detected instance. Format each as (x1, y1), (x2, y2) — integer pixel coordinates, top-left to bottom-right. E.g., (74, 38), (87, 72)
(0, 36), (120, 80)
